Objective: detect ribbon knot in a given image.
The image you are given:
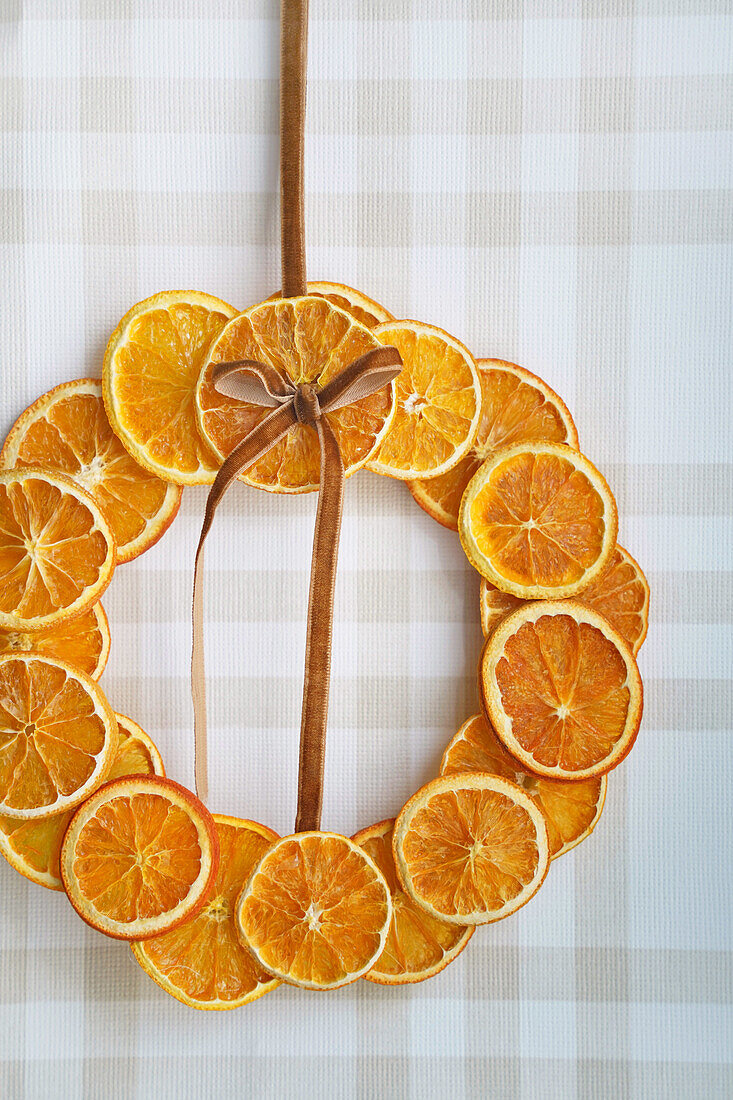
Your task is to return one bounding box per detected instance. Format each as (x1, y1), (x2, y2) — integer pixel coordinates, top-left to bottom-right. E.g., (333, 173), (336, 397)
(192, 339), (402, 829)
(294, 383), (321, 424)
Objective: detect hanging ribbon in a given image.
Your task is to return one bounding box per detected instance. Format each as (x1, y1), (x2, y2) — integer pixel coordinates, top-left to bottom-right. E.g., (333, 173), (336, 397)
(191, 345), (401, 829)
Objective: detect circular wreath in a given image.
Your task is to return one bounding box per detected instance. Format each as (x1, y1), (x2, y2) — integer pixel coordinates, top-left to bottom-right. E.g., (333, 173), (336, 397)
(0, 1), (647, 1007)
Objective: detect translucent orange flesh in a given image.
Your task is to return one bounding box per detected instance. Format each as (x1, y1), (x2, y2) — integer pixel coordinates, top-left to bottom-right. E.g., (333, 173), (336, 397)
(442, 715), (604, 857)
(482, 546), (649, 654)
(0, 659), (106, 811)
(0, 605), (106, 679)
(139, 820), (276, 1004)
(114, 304), (230, 476)
(0, 721), (160, 886)
(10, 390), (176, 556)
(357, 823), (469, 979)
(198, 298), (392, 491)
(73, 794), (202, 922)
(470, 451), (606, 588)
(311, 291), (389, 329)
(371, 327), (478, 474)
(239, 834), (389, 986)
(402, 788), (540, 918)
(0, 480), (109, 621)
(495, 616), (631, 771)
(411, 365), (575, 528)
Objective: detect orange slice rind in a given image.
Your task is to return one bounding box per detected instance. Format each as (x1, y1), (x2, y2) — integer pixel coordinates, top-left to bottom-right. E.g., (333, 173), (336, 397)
(459, 442), (618, 598)
(0, 469), (116, 631)
(481, 601), (643, 780)
(353, 818), (473, 984)
(0, 712), (164, 890)
(235, 831), (392, 990)
(392, 772), (550, 926)
(0, 601), (110, 681)
(1, 379), (182, 563)
(409, 359), (578, 530)
(196, 296), (396, 493)
(133, 816), (281, 1009)
(480, 544), (650, 655)
(440, 714), (606, 859)
(61, 775), (219, 940)
(367, 320), (481, 480)
(0, 653), (118, 820)
(103, 291), (237, 486)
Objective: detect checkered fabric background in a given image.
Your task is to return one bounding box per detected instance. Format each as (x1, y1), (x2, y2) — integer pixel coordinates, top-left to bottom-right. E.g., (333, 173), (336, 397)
(1, 2), (731, 1097)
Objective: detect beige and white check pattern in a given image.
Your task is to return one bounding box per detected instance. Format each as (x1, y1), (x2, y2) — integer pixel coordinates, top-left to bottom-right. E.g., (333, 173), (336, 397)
(1, 1), (731, 1097)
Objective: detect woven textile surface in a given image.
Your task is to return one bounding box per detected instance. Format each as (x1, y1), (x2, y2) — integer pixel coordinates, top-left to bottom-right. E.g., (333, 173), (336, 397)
(1, 2), (731, 1098)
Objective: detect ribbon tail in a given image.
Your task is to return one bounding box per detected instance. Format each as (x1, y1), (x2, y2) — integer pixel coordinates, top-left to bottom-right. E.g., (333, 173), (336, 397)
(294, 417), (345, 833)
(191, 402), (297, 803)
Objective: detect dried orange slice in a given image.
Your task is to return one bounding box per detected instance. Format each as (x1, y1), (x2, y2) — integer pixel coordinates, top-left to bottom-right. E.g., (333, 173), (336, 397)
(367, 320), (481, 480)
(1, 379), (182, 563)
(103, 291), (237, 485)
(352, 818), (472, 984)
(480, 544), (650, 655)
(133, 816), (280, 1009)
(0, 601), (110, 680)
(0, 469), (115, 631)
(196, 296), (395, 493)
(269, 281), (393, 328)
(0, 712), (164, 890)
(409, 360), (578, 530)
(459, 442), (618, 598)
(0, 654), (117, 820)
(393, 773), (549, 925)
(235, 831), (392, 990)
(481, 601), (643, 780)
(61, 775), (219, 940)
(440, 714), (606, 859)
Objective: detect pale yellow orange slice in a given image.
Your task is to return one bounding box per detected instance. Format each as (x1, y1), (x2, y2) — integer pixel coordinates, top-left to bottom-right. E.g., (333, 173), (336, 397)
(103, 291), (237, 485)
(459, 442), (618, 598)
(410, 360), (578, 530)
(235, 831), (392, 989)
(0, 654), (117, 820)
(441, 714), (606, 859)
(353, 818), (472, 984)
(367, 320), (481, 480)
(481, 601), (643, 780)
(133, 816), (281, 1009)
(61, 775), (219, 940)
(0, 602), (110, 681)
(0, 470), (115, 631)
(392, 773), (549, 925)
(196, 296), (395, 493)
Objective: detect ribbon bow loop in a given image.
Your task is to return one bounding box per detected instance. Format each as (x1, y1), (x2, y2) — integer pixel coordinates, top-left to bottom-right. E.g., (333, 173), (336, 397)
(192, 337), (402, 827)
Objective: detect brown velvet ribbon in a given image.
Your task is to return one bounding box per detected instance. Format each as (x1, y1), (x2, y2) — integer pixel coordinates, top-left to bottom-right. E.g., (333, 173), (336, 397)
(191, 346), (401, 828)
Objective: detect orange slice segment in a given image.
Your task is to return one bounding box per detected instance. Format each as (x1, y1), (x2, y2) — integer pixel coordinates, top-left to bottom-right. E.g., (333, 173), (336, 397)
(0, 654), (117, 819)
(352, 818), (472, 984)
(440, 714), (606, 859)
(0, 469), (115, 631)
(0, 712), (164, 890)
(61, 775), (219, 940)
(0, 601), (110, 681)
(103, 291), (237, 485)
(366, 321), (481, 480)
(196, 296), (395, 493)
(235, 831), (392, 989)
(133, 816), (281, 1009)
(409, 360), (578, 530)
(269, 282), (393, 329)
(459, 442), (618, 598)
(392, 773), (549, 925)
(1, 379), (181, 563)
(481, 544), (650, 655)
(481, 601), (643, 780)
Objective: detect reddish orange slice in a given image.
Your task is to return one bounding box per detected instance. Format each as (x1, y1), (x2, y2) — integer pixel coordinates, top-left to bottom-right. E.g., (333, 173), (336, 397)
(0, 602), (110, 681)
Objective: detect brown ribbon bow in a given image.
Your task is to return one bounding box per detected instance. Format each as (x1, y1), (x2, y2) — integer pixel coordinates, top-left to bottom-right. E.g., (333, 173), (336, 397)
(192, 343), (402, 830)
